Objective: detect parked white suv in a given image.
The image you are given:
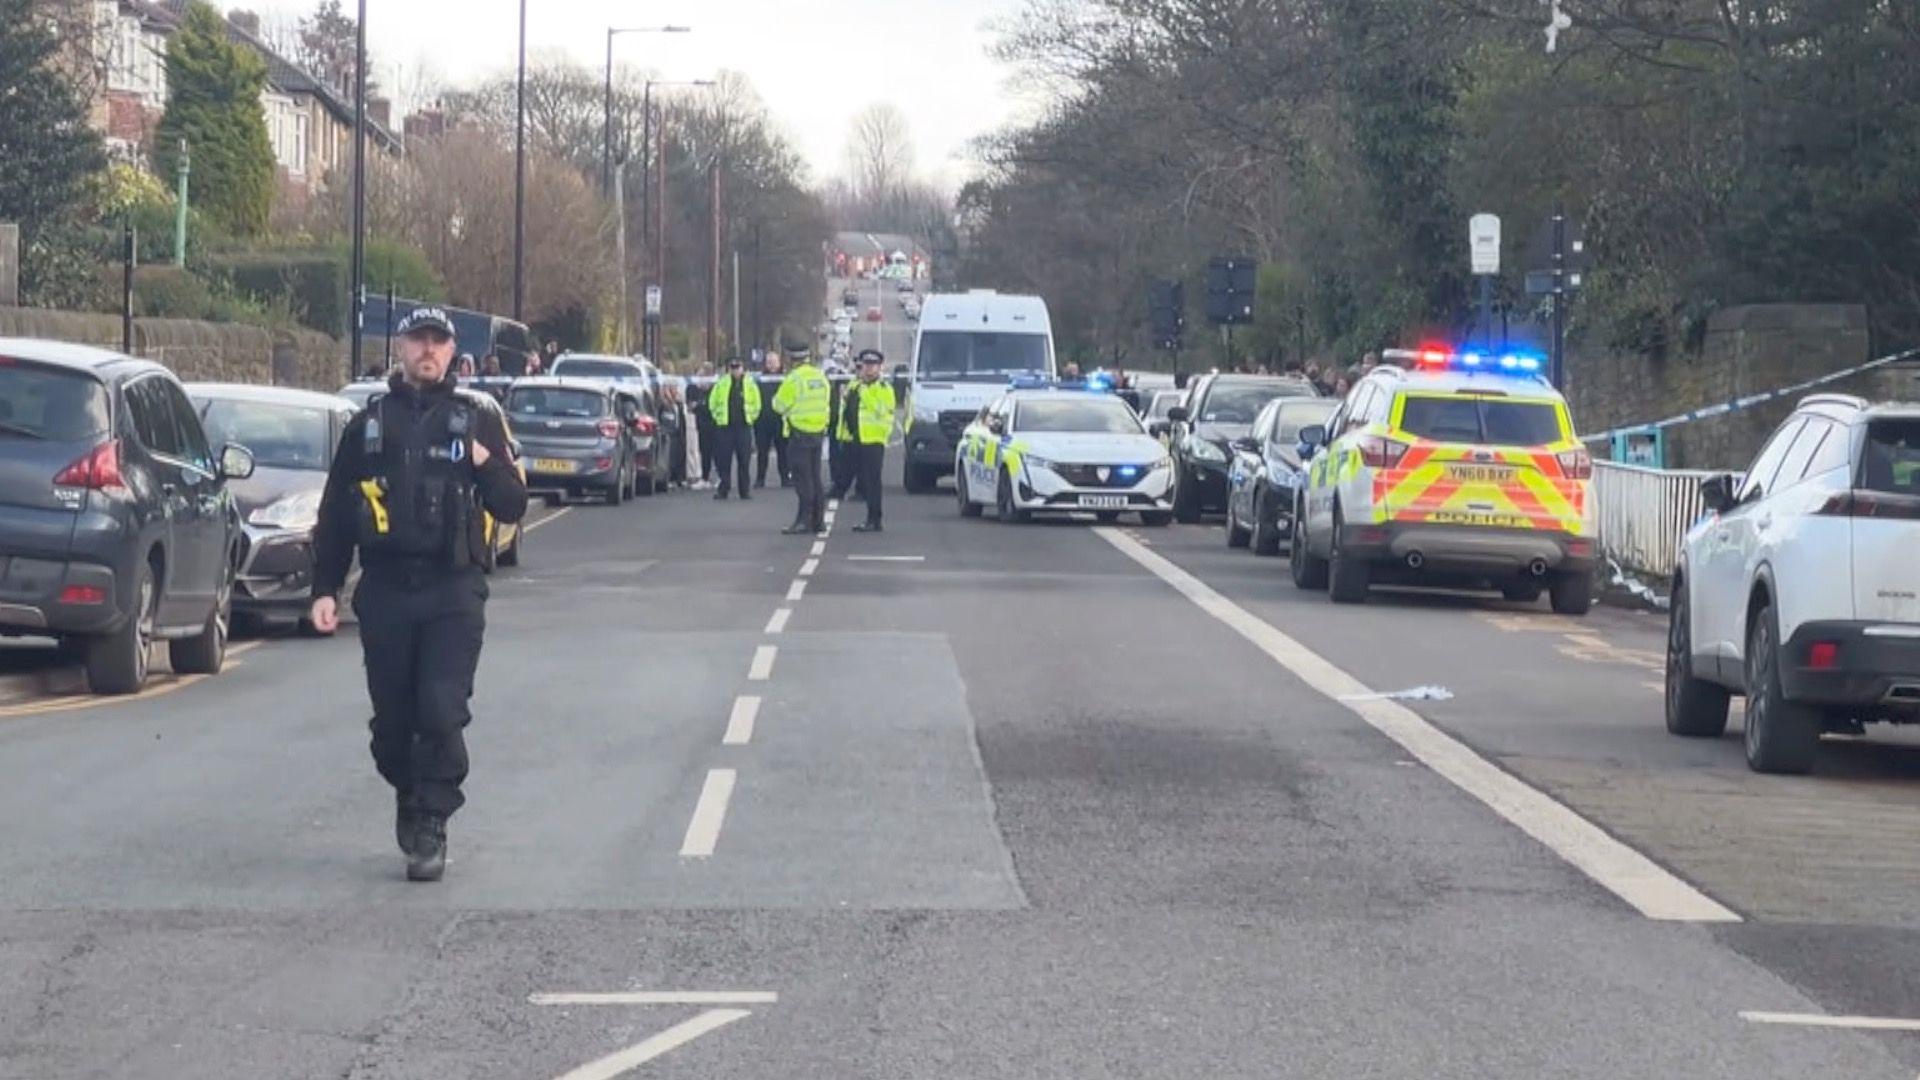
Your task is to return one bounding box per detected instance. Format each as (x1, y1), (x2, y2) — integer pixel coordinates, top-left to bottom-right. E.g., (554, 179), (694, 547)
(1666, 394), (1920, 773)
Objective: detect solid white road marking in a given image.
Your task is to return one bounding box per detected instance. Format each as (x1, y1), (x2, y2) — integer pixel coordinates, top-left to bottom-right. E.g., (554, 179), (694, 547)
(724, 696), (760, 745)
(828, 499), (841, 511)
(679, 769), (738, 857)
(532, 991), (778, 1007)
(764, 608), (791, 635)
(810, 541), (826, 556)
(786, 580), (807, 602)
(749, 645), (777, 680)
(550, 1008), (751, 1080)
(800, 558), (819, 577)
(1740, 1011), (1920, 1032)
(523, 507), (573, 534)
(1094, 527), (1741, 924)
(846, 555), (925, 562)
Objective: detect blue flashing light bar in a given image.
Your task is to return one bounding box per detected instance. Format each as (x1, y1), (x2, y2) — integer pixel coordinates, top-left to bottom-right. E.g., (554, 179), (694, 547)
(1386, 348), (1545, 376)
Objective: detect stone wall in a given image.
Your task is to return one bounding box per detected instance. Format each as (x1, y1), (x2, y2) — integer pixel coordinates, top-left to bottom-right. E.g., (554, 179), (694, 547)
(0, 307), (344, 392)
(1567, 304), (1916, 471)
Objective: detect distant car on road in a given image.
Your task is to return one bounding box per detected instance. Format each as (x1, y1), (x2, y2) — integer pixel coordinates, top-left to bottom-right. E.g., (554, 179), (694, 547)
(842, 287), (860, 307)
(1166, 373), (1319, 522)
(1225, 397), (1338, 556)
(187, 384), (357, 634)
(865, 306), (884, 322)
(508, 379), (645, 506)
(0, 340), (255, 694)
(953, 389), (1173, 525)
(1667, 394), (1920, 774)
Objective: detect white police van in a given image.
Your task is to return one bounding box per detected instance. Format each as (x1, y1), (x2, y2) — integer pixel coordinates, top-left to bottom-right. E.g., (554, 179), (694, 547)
(902, 291), (1056, 493)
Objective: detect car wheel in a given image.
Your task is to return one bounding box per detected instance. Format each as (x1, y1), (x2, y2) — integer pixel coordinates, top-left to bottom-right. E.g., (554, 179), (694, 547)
(608, 464), (628, 506)
(1744, 601), (1820, 774)
(635, 469), (656, 496)
(1138, 510), (1172, 527)
(1501, 582), (1543, 603)
(1665, 578), (1730, 737)
(1172, 465), (1201, 523)
(904, 462), (936, 494)
(1225, 499), (1252, 548)
(1549, 571), (1593, 615)
(956, 466), (982, 517)
(1251, 489), (1281, 556)
(1290, 493), (1329, 590)
(1327, 509), (1369, 604)
(170, 575), (230, 675)
(497, 525), (522, 568)
(996, 469), (1029, 524)
(86, 561), (154, 695)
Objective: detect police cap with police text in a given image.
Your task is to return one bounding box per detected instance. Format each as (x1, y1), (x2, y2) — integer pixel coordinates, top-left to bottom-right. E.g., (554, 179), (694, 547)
(396, 306), (455, 338)
(782, 335), (811, 360)
(856, 348), (885, 366)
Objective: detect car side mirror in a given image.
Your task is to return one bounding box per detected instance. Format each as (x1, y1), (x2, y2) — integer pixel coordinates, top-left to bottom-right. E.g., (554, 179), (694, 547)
(1298, 424), (1328, 448)
(1167, 405), (1190, 424)
(1148, 421), (1170, 438)
(1230, 436), (1260, 454)
(1700, 473), (1737, 513)
(218, 443), (255, 481)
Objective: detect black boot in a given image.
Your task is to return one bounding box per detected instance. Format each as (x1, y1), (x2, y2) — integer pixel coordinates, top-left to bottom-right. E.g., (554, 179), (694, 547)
(395, 797), (421, 857)
(853, 521), (882, 533)
(407, 818), (447, 882)
(713, 488), (729, 500)
(782, 521), (810, 535)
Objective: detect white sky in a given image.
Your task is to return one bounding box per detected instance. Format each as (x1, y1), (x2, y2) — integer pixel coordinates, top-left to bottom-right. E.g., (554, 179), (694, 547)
(244, 0), (1041, 189)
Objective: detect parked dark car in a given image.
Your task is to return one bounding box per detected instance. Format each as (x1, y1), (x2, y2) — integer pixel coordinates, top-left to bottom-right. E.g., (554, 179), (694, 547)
(1163, 373), (1318, 522)
(1226, 396), (1339, 555)
(506, 378), (643, 505)
(188, 384), (357, 633)
(0, 340), (255, 694)
(545, 356), (675, 495)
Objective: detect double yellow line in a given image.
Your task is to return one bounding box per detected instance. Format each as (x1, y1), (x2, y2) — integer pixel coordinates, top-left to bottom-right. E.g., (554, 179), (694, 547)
(0, 641), (263, 720)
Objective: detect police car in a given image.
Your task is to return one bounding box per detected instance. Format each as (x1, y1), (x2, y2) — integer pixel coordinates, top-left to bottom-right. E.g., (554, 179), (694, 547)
(1290, 348), (1595, 613)
(954, 386), (1174, 525)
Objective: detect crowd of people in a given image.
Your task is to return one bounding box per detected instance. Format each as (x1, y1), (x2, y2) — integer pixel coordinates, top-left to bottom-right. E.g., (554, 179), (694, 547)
(1219, 350), (1381, 399)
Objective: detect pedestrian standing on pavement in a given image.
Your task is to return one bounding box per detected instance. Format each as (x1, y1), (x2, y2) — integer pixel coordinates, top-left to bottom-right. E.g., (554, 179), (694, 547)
(771, 338), (831, 535)
(842, 348), (897, 533)
(754, 353), (791, 488)
(708, 357), (761, 500)
(308, 307), (529, 883)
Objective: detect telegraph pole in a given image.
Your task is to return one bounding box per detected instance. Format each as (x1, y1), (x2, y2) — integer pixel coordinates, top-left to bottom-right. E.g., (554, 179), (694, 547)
(513, 0), (527, 322)
(348, 0), (367, 379)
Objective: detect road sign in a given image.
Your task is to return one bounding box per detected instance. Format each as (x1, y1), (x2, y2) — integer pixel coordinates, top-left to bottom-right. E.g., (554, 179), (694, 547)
(1148, 279), (1185, 348)
(1470, 214), (1501, 275)
(1205, 256), (1257, 326)
(645, 285), (662, 320)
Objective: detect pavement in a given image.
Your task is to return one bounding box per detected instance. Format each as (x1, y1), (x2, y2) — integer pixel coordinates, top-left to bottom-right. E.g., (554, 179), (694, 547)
(4, 473), (1920, 1078)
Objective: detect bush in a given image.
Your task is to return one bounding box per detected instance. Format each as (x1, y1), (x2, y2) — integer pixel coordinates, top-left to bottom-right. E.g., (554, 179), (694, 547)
(132, 265), (286, 326)
(206, 239), (443, 336)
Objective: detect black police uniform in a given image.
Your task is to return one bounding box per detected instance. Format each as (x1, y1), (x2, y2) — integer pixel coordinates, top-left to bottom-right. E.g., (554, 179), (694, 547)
(827, 378), (855, 500)
(691, 382), (718, 483)
(312, 371), (528, 874)
(753, 374), (789, 488)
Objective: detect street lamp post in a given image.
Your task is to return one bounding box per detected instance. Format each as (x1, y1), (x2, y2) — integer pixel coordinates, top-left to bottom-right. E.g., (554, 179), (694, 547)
(603, 26), (690, 196)
(348, 0), (366, 379)
(513, 0), (526, 323)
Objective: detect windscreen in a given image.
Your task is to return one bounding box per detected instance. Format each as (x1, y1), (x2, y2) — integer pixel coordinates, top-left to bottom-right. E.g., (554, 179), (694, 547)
(553, 359), (641, 380)
(1199, 383), (1297, 425)
(1146, 392), (1182, 421)
(1014, 398), (1143, 434)
(0, 363), (110, 441)
(915, 331), (1050, 379)
(1270, 400), (1339, 444)
(508, 388), (610, 419)
(1397, 396), (1565, 447)
(196, 400), (332, 470)
(1860, 419), (1920, 494)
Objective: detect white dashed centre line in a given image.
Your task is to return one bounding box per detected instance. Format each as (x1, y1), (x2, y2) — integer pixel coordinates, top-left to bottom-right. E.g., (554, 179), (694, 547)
(548, 1008), (751, 1080)
(764, 608), (791, 635)
(679, 769), (738, 857)
(786, 580), (807, 602)
(1740, 1011), (1920, 1032)
(847, 555), (924, 562)
(810, 541), (826, 556)
(724, 696), (761, 745)
(799, 558), (819, 577)
(749, 645), (778, 680)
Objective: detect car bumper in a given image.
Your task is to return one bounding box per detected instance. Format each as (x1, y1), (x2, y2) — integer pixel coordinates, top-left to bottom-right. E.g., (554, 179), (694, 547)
(521, 449), (620, 488)
(1013, 467), (1175, 512)
(1184, 458), (1231, 506)
(0, 556), (124, 635)
(1779, 621), (1920, 712)
(233, 526), (321, 613)
(906, 420), (957, 471)
(1336, 522), (1598, 576)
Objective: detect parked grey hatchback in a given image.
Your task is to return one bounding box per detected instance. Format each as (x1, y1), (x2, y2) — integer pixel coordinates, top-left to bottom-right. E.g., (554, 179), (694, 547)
(0, 340), (256, 694)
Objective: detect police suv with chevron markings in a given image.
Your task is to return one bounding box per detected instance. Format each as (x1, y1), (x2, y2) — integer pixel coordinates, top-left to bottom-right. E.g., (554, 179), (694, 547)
(954, 388), (1174, 525)
(1290, 348), (1597, 613)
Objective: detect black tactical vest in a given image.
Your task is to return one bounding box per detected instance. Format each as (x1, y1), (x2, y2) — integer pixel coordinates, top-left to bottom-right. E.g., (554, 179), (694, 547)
(356, 391), (483, 568)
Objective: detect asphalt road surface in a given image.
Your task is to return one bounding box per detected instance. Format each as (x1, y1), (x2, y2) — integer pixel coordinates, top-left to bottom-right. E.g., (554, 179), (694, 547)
(4, 477), (1920, 1078)
(826, 271), (916, 371)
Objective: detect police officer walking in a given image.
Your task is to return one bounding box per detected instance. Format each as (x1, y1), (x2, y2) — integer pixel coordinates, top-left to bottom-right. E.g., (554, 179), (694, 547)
(708, 356), (760, 500)
(770, 338), (831, 535)
(841, 348), (897, 532)
(309, 307), (528, 882)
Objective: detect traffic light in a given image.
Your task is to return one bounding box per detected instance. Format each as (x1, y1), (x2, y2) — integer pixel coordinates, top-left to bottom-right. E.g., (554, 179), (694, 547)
(1148, 278), (1185, 349)
(1206, 256), (1257, 325)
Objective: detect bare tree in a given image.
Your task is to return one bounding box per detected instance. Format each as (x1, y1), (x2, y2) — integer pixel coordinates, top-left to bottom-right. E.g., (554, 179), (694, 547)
(844, 103), (915, 204)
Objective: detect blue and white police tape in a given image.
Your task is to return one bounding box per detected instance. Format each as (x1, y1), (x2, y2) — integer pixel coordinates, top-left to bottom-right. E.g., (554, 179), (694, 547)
(1578, 345), (1920, 445)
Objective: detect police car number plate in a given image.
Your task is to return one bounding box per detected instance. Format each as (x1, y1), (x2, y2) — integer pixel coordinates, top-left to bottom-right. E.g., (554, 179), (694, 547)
(1445, 464), (1515, 483)
(531, 458), (578, 474)
(1077, 494), (1127, 509)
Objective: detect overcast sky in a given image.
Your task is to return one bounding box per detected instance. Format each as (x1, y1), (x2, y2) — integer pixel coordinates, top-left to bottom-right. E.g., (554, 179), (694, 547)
(243, 0), (1040, 189)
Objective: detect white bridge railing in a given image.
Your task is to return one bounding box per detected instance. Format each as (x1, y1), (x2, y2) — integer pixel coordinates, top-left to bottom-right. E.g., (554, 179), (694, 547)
(1591, 461), (1722, 579)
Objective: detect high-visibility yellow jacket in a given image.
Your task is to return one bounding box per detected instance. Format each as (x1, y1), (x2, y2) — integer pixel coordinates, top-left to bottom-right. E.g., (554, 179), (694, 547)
(771, 363), (831, 435)
(835, 377), (896, 445)
(707, 373), (762, 426)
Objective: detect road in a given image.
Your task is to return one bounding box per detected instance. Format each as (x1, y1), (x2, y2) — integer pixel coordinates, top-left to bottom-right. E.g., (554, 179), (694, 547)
(4, 478), (1920, 1078)
(825, 269), (917, 370)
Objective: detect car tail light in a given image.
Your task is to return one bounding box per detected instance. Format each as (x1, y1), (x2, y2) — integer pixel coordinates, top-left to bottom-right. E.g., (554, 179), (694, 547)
(595, 457), (613, 471)
(53, 439), (127, 493)
(632, 414), (657, 435)
(1556, 447), (1593, 480)
(1567, 540), (1594, 559)
(1817, 490), (1920, 519)
(596, 419), (621, 438)
(1357, 435), (1410, 469)
(1808, 641), (1840, 670)
(58, 584), (107, 605)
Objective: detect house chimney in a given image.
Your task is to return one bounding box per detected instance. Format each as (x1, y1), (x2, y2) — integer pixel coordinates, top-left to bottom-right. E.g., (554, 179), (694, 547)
(368, 97), (392, 129)
(228, 9), (261, 36)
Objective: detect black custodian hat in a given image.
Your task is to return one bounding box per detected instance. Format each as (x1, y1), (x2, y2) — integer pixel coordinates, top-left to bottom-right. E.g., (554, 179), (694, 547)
(396, 306), (455, 337)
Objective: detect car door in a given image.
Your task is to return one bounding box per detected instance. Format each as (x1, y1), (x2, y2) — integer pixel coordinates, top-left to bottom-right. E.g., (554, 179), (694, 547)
(120, 376), (197, 623)
(1304, 394), (1353, 545)
(159, 377), (228, 617)
(1232, 403), (1276, 526)
(1697, 416), (1806, 680)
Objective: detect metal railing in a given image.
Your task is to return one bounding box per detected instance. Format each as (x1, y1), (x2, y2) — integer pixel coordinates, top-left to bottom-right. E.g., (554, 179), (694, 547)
(1592, 461), (1722, 579)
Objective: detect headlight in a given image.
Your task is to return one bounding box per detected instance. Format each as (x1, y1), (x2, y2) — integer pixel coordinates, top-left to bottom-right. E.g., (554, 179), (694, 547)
(1149, 456), (1172, 473)
(1270, 461), (1301, 485)
(1188, 438), (1227, 463)
(248, 490), (321, 530)
(1023, 454), (1055, 473)
(912, 402), (939, 423)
